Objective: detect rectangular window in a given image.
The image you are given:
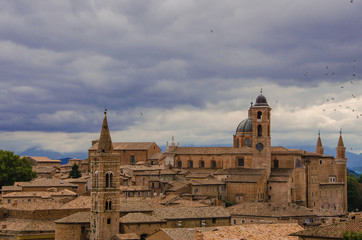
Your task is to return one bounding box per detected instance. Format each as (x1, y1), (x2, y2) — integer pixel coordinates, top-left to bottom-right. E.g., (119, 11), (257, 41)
(233, 219), (237, 225)
(107, 218), (111, 224)
(130, 155), (135, 164)
(212, 218), (216, 223)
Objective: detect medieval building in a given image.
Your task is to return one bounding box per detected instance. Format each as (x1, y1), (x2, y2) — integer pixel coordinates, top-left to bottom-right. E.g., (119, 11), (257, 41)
(163, 91), (348, 214)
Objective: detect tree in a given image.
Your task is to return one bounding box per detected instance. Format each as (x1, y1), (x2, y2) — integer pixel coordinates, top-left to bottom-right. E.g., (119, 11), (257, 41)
(69, 163), (82, 178)
(0, 150), (37, 187)
(357, 174), (362, 184)
(347, 173), (361, 212)
(342, 231), (362, 240)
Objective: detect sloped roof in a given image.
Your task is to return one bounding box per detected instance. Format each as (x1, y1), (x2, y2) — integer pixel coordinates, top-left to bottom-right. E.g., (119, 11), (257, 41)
(55, 211), (91, 224)
(119, 212), (165, 223)
(214, 168), (266, 175)
(191, 178), (225, 186)
(268, 168), (294, 182)
(226, 202), (316, 217)
(154, 228), (197, 240)
(148, 152), (163, 160)
(0, 218), (55, 232)
(225, 174), (264, 183)
(60, 196), (91, 209)
(201, 224), (302, 240)
(153, 206), (230, 220)
(113, 233), (139, 240)
(90, 142), (156, 151)
(118, 201), (154, 212)
(26, 156), (61, 162)
(21, 178), (77, 188)
(291, 219), (362, 239)
(1, 199), (62, 210)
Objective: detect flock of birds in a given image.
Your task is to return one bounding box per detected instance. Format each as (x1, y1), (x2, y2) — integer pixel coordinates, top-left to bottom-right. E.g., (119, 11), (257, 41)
(317, 60), (361, 120)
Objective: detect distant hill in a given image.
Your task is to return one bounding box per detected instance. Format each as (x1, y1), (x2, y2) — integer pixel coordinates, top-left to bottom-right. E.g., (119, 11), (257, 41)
(16, 144), (362, 173)
(17, 147), (88, 163)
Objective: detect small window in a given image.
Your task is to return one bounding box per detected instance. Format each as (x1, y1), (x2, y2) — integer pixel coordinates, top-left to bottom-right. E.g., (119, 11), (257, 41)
(188, 160), (193, 168)
(211, 160), (216, 169)
(81, 226), (85, 233)
(177, 161), (182, 169)
(233, 219), (237, 225)
(238, 158), (244, 167)
(212, 218), (216, 223)
(257, 125), (262, 137)
(200, 161), (205, 168)
(273, 159), (279, 168)
(237, 138), (240, 148)
(107, 218), (111, 224)
(245, 138), (251, 147)
(320, 160), (322, 165)
(130, 155), (135, 164)
(242, 219), (245, 223)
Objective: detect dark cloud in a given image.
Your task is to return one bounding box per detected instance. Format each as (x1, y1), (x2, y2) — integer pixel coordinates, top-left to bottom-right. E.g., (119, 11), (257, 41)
(1, 0), (362, 134)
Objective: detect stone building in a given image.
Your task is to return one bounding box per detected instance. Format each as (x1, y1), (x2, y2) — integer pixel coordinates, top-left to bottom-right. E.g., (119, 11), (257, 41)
(89, 111), (121, 240)
(163, 91), (348, 214)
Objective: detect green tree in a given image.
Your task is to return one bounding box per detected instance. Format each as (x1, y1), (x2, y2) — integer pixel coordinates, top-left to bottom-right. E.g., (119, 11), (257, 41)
(342, 231), (362, 240)
(347, 173), (361, 212)
(69, 163), (82, 178)
(357, 174), (362, 183)
(0, 150), (37, 187)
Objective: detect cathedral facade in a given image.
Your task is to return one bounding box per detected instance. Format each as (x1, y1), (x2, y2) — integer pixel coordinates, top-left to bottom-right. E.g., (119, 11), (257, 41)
(164, 92), (348, 214)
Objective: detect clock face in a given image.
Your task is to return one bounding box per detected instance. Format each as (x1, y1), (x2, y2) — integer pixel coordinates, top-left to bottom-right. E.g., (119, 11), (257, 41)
(256, 142), (264, 151)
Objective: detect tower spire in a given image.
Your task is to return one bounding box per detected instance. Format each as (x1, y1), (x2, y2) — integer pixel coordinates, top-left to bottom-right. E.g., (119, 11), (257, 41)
(315, 130), (324, 154)
(338, 128), (344, 147)
(97, 109), (113, 153)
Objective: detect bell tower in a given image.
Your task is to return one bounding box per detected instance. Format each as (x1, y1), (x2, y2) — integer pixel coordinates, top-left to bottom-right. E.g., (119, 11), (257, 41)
(335, 129), (347, 213)
(90, 110), (121, 240)
(315, 131), (324, 155)
(251, 90), (272, 177)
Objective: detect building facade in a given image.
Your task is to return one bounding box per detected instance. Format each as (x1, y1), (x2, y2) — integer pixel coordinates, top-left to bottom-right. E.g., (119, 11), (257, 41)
(163, 92), (348, 214)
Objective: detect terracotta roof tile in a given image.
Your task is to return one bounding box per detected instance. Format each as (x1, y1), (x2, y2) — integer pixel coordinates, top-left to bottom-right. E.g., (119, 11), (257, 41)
(0, 218), (55, 232)
(291, 219), (362, 238)
(119, 212), (165, 223)
(153, 206), (230, 220)
(226, 202), (317, 218)
(113, 233), (139, 240)
(60, 196), (90, 209)
(201, 223), (303, 240)
(55, 211), (91, 224)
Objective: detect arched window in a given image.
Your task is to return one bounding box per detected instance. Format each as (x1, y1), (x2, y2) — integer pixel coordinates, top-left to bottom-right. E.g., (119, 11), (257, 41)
(238, 158), (244, 167)
(188, 160), (193, 168)
(245, 138), (251, 147)
(105, 200), (112, 210)
(211, 160), (216, 169)
(177, 161), (182, 169)
(236, 138), (240, 148)
(257, 125), (262, 137)
(199, 161), (205, 168)
(257, 111), (262, 120)
(106, 173), (109, 187)
(273, 159), (279, 168)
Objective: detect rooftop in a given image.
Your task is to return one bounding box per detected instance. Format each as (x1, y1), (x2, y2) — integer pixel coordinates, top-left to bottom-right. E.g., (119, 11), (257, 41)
(90, 142), (156, 151)
(55, 211), (91, 224)
(153, 206), (230, 220)
(119, 212), (166, 223)
(291, 219), (362, 239)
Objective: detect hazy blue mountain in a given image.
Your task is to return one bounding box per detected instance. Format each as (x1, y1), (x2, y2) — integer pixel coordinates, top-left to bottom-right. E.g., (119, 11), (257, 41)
(17, 147), (88, 161)
(16, 144), (362, 173)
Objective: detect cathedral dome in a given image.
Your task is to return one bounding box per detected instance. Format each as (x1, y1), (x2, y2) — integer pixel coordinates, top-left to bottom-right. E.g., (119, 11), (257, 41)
(236, 117), (252, 133)
(254, 93), (268, 106)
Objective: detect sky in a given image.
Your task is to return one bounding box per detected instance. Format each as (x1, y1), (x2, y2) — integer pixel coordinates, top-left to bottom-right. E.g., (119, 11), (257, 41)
(1, 0), (362, 156)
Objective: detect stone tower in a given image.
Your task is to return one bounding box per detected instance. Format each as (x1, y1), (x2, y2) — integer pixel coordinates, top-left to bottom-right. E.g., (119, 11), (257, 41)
(90, 111), (121, 240)
(315, 131), (324, 155)
(251, 90), (272, 178)
(335, 129), (347, 213)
